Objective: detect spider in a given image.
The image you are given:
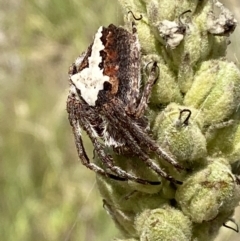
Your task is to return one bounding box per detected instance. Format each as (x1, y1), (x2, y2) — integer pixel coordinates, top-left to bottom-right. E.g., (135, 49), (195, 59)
(66, 20), (183, 185)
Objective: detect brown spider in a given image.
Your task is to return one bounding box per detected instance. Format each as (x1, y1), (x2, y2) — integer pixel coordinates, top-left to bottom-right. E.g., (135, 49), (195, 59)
(66, 21), (183, 185)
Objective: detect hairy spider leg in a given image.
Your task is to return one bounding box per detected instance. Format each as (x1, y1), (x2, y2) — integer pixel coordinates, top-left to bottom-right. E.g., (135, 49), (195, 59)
(124, 21), (142, 115)
(112, 104), (183, 171)
(134, 62), (159, 118)
(103, 108), (182, 185)
(80, 114), (161, 185)
(67, 96), (130, 182)
(68, 108), (105, 176)
(70, 97), (160, 185)
(134, 62), (182, 170)
(119, 61), (182, 171)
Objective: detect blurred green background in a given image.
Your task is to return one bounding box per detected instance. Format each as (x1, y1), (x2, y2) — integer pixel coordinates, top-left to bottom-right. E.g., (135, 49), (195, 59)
(0, 0), (122, 240)
(0, 0), (239, 241)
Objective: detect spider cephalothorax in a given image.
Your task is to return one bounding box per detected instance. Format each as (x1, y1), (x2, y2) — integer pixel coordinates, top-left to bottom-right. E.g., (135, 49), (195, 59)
(67, 21), (183, 185)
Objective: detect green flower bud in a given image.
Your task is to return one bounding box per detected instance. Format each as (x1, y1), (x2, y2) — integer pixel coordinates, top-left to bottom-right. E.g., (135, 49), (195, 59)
(206, 120), (240, 164)
(136, 17), (160, 55)
(97, 175), (170, 237)
(103, 199), (137, 238)
(184, 60), (240, 126)
(209, 35), (229, 59)
(152, 103), (207, 167)
(147, 63), (183, 106)
(176, 158), (240, 223)
(146, 0), (198, 26)
(135, 206), (192, 241)
(191, 211), (234, 241)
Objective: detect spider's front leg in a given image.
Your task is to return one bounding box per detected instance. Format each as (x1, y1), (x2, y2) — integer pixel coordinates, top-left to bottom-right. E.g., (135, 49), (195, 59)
(128, 62), (184, 171)
(134, 61), (159, 118)
(69, 96), (160, 186)
(67, 96), (111, 178)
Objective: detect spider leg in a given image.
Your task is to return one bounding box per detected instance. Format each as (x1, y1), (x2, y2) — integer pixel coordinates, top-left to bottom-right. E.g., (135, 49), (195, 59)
(67, 95), (132, 182)
(103, 107), (182, 185)
(68, 110), (110, 177)
(122, 61), (182, 170)
(68, 97), (160, 185)
(77, 111), (161, 186)
(134, 61), (159, 118)
(112, 104), (183, 171)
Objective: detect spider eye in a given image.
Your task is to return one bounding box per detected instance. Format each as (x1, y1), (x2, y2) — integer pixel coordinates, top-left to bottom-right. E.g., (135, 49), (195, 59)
(103, 81), (112, 91)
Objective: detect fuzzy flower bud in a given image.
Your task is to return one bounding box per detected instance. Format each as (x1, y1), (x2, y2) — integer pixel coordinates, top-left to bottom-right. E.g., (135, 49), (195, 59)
(184, 60), (240, 126)
(135, 206), (192, 241)
(176, 158), (240, 223)
(152, 103), (207, 167)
